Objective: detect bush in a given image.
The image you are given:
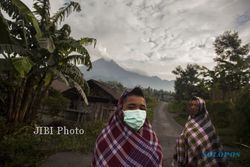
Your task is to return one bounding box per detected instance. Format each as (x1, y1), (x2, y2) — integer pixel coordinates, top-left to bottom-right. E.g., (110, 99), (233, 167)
(232, 87), (250, 144)
(167, 101), (188, 126)
(167, 100), (187, 113)
(0, 125), (45, 167)
(206, 100), (233, 128)
(42, 88), (70, 116)
(145, 96), (158, 123)
(0, 121), (105, 167)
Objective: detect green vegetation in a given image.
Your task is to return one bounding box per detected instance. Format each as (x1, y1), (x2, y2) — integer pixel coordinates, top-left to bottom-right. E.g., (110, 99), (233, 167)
(232, 87), (250, 145)
(0, 0), (95, 123)
(0, 119), (105, 167)
(143, 87), (175, 102)
(167, 101), (188, 126)
(145, 95), (158, 123)
(173, 31), (249, 101)
(41, 88), (70, 116)
(0, 75), (159, 166)
(0, 0), (98, 166)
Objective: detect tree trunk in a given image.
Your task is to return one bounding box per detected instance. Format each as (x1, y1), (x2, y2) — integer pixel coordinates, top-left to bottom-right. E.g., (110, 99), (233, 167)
(18, 87), (33, 122)
(15, 79), (27, 114)
(7, 92), (15, 121)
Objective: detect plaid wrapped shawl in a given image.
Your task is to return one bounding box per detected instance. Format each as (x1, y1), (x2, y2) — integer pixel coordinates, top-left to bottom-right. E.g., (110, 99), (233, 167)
(172, 97), (227, 167)
(92, 89), (163, 167)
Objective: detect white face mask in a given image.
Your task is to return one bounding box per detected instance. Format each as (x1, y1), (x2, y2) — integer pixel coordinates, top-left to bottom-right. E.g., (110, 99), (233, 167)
(123, 109), (146, 131)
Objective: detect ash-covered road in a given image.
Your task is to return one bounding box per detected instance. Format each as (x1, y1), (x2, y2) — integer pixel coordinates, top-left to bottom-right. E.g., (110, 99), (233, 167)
(152, 102), (183, 167)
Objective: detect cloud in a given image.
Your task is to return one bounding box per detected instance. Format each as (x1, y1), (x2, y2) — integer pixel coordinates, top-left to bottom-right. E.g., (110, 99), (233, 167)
(21, 0), (250, 80)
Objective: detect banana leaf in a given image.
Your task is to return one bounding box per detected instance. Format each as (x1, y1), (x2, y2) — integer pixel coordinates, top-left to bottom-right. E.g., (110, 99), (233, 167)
(12, 57), (33, 78)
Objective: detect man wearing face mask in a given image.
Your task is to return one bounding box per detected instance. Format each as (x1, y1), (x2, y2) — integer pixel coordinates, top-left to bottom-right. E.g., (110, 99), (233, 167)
(92, 87), (163, 167)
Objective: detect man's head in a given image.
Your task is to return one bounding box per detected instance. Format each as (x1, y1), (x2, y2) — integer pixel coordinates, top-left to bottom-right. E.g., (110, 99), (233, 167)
(122, 87), (146, 111)
(188, 98), (199, 117)
(188, 96), (207, 117)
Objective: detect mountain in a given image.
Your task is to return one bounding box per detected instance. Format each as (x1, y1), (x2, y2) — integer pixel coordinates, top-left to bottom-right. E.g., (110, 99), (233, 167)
(79, 58), (175, 91)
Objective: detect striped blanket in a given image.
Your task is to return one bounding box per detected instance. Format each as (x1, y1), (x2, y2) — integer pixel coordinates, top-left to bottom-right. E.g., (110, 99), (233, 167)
(172, 97), (228, 167)
(92, 89), (163, 167)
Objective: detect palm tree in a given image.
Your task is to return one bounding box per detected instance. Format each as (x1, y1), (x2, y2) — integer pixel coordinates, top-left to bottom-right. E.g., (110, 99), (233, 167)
(0, 0), (96, 123)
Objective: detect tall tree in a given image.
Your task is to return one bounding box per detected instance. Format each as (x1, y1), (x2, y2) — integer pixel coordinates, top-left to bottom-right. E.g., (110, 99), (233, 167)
(0, 0), (96, 123)
(213, 31), (250, 99)
(172, 64), (209, 100)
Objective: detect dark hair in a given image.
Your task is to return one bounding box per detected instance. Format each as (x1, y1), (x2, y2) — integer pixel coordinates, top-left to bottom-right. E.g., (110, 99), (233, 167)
(124, 87), (144, 100)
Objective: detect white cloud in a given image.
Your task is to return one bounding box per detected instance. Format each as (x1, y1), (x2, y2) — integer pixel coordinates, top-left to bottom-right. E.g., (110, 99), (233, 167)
(21, 0), (250, 80)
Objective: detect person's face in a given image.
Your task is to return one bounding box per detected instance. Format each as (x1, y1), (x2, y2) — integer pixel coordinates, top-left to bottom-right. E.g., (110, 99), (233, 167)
(188, 100), (199, 116)
(122, 95), (146, 111)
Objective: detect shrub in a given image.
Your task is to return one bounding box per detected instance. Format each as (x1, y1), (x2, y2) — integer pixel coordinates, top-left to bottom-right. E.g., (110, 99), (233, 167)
(167, 100), (187, 113)
(0, 120), (105, 167)
(145, 96), (158, 123)
(206, 100), (232, 128)
(0, 125), (44, 167)
(42, 88), (70, 116)
(232, 87), (250, 144)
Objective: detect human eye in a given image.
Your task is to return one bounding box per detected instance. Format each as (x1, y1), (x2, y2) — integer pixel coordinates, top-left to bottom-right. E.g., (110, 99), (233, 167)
(127, 104), (137, 110)
(140, 105), (146, 110)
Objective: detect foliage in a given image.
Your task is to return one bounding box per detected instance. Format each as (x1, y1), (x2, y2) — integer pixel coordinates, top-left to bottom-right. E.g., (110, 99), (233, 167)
(144, 87), (175, 102)
(145, 95), (158, 123)
(172, 64), (209, 100)
(206, 100), (232, 128)
(167, 101), (186, 113)
(42, 88), (70, 116)
(172, 31), (250, 101)
(212, 31), (250, 98)
(167, 101), (188, 126)
(0, 0), (96, 123)
(232, 86), (250, 144)
(0, 121), (105, 167)
(0, 124), (45, 167)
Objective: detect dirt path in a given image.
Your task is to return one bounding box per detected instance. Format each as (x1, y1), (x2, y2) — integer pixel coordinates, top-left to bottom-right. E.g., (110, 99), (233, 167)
(40, 152), (92, 167)
(152, 102), (183, 167)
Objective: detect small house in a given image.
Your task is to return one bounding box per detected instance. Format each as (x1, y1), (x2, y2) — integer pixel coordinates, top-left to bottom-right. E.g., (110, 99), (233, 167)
(40, 79), (122, 124)
(87, 79), (121, 121)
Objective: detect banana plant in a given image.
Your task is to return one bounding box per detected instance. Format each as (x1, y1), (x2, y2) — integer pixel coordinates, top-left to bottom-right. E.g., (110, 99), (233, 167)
(0, 0), (96, 123)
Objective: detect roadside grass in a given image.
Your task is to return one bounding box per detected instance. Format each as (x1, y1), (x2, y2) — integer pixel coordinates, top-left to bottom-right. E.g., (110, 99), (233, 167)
(145, 96), (158, 123)
(0, 118), (105, 167)
(167, 101), (188, 126)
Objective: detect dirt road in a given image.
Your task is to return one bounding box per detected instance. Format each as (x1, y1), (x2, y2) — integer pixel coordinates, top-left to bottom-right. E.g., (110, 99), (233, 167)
(40, 152), (92, 167)
(152, 102), (183, 167)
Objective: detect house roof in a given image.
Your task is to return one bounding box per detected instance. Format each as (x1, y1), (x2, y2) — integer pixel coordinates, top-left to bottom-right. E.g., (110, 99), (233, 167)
(51, 79), (122, 101)
(87, 79), (122, 100)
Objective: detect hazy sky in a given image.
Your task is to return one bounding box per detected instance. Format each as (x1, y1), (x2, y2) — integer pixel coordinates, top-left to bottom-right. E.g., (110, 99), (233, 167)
(22, 0), (250, 80)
